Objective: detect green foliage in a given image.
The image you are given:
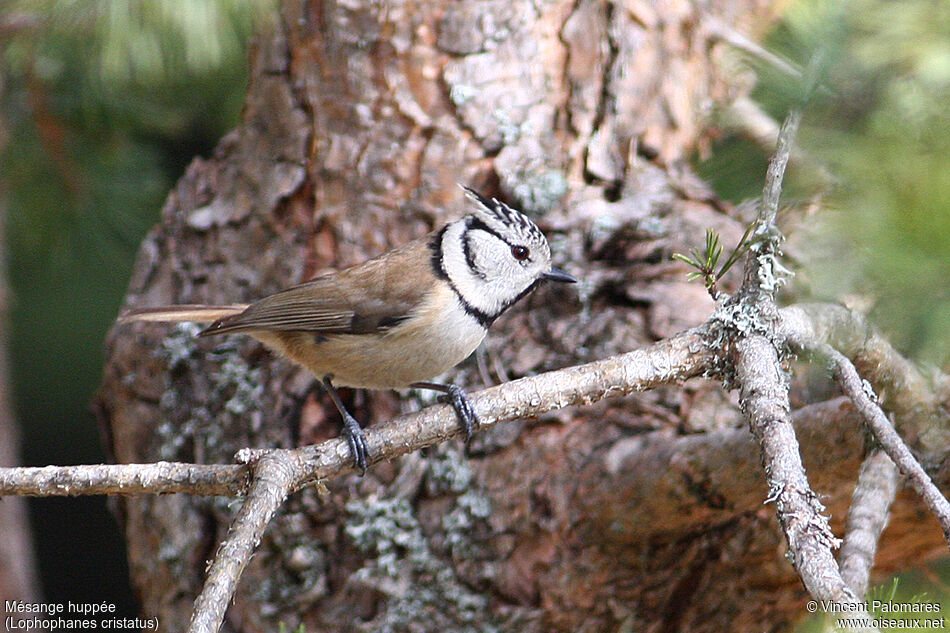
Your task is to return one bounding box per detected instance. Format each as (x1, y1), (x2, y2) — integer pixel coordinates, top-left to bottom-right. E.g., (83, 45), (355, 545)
(1, 1), (269, 447)
(697, 0), (950, 365)
(674, 223), (755, 294)
(2, 0), (272, 261)
(795, 0), (950, 365)
(4, 1), (272, 85)
(797, 568), (950, 632)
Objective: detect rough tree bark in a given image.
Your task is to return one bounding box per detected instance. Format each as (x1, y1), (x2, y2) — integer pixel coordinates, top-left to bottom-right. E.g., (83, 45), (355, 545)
(96, 1), (949, 632)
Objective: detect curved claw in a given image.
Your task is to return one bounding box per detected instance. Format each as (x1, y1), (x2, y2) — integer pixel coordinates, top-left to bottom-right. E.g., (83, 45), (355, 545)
(444, 385), (480, 443)
(341, 413), (369, 475)
(409, 381), (481, 443)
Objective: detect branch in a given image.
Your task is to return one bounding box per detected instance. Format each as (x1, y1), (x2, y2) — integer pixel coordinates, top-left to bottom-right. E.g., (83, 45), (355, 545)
(0, 328), (714, 498)
(804, 341), (950, 545)
(721, 48), (879, 621)
(0, 462), (248, 497)
(189, 451), (298, 633)
(733, 336), (853, 602)
(733, 338), (879, 631)
(838, 449), (900, 597)
(748, 46), (823, 245)
(779, 303), (940, 446)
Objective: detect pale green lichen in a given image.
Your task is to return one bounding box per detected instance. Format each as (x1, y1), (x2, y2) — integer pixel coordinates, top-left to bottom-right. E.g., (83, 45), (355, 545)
(155, 324), (264, 460)
(493, 109), (522, 145)
(160, 322), (204, 367)
(449, 83), (477, 106)
(509, 169), (568, 213)
(344, 452), (497, 633)
(425, 444), (474, 494)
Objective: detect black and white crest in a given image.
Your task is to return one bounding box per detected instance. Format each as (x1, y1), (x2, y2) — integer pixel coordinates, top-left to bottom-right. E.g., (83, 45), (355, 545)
(461, 186), (547, 248)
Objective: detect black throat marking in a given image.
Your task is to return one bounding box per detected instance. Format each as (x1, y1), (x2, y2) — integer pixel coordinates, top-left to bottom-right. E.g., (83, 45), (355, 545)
(429, 226), (495, 328)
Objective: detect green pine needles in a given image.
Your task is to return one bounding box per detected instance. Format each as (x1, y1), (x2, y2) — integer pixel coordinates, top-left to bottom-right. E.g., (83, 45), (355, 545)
(673, 223), (756, 295)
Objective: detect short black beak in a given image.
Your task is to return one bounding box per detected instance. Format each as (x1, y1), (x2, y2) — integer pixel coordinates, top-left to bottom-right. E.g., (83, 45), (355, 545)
(541, 268), (578, 283)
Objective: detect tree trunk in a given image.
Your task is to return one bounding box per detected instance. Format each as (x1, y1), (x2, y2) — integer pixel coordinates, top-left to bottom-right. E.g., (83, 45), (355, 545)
(97, 1), (947, 631)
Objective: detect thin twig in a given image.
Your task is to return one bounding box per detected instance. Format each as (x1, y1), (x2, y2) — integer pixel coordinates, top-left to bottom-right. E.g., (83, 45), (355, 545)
(758, 48), (824, 231)
(808, 341), (950, 545)
(188, 451), (299, 633)
(705, 18), (805, 81)
(727, 51), (824, 308)
(779, 304), (939, 445)
(838, 449), (900, 596)
(0, 462), (248, 497)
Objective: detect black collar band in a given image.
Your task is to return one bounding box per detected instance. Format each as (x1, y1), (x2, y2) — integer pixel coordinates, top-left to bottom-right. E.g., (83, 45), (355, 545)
(429, 226), (496, 328)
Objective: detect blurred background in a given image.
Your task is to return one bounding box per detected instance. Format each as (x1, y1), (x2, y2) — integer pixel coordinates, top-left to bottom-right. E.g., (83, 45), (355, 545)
(0, 0), (948, 625)
(1, 0), (272, 614)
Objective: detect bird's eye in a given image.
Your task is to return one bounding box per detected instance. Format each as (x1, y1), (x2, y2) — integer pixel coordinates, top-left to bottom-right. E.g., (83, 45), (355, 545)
(511, 245), (530, 261)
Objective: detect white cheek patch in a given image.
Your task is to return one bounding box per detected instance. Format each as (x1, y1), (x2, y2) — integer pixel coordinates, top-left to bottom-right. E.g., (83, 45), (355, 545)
(436, 211), (555, 326)
(440, 222), (507, 319)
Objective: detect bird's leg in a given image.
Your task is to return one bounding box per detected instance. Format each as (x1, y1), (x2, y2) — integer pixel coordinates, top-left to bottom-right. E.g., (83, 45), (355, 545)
(321, 376), (369, 475)
(410, 382), (480, 442)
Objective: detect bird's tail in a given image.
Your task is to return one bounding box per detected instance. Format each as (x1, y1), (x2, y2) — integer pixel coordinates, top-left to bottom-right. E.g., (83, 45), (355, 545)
(118, 304), (249, 325)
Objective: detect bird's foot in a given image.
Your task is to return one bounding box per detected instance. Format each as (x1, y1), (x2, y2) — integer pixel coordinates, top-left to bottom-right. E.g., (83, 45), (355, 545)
(411, 381), (480, 443)
(340, 412), (369, 475)
(442, 384), (480, 443)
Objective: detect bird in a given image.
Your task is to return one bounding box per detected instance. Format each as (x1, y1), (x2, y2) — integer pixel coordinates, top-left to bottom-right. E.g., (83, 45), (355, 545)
(119, 187), (577, 472)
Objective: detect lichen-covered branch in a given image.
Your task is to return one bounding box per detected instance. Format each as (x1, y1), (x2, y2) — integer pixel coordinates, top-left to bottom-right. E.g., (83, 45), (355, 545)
(3, 327), (713, 633)
(289, 327), (715, 485)
(734, 336), (856, 604)
(723, 48), (877, 622)
(0, 327), (714, 499)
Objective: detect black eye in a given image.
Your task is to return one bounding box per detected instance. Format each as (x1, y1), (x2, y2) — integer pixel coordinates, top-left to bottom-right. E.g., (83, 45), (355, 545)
(511, 245), (530, 261)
